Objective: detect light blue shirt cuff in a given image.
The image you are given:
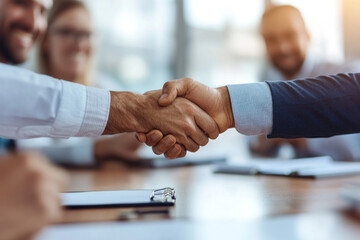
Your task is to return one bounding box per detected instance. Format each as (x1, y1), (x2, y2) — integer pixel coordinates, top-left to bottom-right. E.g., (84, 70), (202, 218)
(227, 83), (273, 135)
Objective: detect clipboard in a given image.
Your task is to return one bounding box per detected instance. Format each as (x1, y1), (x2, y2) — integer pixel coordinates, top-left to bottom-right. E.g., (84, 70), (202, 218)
(62, 188), (176, 209)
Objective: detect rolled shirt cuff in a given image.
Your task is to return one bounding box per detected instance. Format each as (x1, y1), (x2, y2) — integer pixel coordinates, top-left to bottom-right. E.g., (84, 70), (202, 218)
(227, 82), (273, 135)
(76, 86), (111, 137)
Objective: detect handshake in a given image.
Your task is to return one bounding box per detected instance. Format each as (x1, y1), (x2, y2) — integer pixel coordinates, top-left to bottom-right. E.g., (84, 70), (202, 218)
(104, 78), (235, 159)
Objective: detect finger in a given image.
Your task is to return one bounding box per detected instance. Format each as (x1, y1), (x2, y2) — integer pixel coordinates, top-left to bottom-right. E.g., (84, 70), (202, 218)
(184, 137), (200, 153)
(136, 133), (146, 143)
(164, 144), (182, 159)
(189, 125), (209, 147)
(145, 130), (164, 146)
(152, 135), (177, 155)
(159, 78), (194, 106)
(174, 134), (196, 153)
(178, 145), (187, 158)
(194, 108), (220, 140)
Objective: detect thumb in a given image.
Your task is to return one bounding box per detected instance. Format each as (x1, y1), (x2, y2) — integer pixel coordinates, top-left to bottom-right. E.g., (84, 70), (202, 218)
(158, 78), (193, 106)
(158, 84), (177, 106)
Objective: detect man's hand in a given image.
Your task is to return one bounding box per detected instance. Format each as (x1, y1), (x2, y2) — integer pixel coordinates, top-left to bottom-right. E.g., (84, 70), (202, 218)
(136, 130), (181, 159)
(137, 78), (235, 158)
(159, 78), (234, 132)
(0, 151), (69, 240)
(104, 89), (219, 155)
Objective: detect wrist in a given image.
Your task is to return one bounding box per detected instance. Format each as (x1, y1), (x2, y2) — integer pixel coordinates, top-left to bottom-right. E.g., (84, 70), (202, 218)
(103, 91), (146, 134)
(218, 86), (235, 132)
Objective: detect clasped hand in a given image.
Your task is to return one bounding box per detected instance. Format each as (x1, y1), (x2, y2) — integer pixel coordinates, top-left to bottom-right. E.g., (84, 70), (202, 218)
(137, 78), (234, 159)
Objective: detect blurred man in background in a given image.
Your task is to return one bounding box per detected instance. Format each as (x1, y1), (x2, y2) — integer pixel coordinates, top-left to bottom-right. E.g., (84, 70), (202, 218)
(249, 5), (360, 161)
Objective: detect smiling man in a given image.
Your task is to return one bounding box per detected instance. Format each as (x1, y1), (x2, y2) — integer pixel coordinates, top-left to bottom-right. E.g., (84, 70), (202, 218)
(249, 5), (360, 160)
(0, 0), (51, 63)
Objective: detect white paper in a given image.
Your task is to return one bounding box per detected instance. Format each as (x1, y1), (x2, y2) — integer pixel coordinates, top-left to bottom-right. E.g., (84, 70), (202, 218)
(215, 156), (332, 174)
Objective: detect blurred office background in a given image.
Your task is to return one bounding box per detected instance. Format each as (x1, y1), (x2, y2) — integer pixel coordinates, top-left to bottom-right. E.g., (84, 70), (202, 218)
(79, 0), (352, 93)
(22, 0), (360, 93)
(22, 0), (360, 159)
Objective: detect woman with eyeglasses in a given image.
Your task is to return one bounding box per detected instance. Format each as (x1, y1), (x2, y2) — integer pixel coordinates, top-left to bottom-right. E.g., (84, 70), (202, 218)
(18, 0), (142, 166)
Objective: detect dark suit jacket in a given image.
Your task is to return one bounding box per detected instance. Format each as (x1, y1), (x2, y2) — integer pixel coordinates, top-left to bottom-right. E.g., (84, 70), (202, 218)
(266, 73), (360, 138)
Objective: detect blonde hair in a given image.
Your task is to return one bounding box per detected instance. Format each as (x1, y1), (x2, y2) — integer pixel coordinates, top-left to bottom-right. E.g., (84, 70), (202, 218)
(38, 0), (94, 86)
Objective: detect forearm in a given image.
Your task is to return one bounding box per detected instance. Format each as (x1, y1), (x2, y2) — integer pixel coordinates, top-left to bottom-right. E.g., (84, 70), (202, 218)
(267, 73), (360, 138)
(227, 73), (360, 138)
(0, 63), (109, 139)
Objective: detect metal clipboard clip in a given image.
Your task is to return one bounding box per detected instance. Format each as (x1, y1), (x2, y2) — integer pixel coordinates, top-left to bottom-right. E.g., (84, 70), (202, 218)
(150, 187), (176, 203)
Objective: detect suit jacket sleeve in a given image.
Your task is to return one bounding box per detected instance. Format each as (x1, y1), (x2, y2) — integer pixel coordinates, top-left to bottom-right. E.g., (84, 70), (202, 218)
(266, 73), (360, 138)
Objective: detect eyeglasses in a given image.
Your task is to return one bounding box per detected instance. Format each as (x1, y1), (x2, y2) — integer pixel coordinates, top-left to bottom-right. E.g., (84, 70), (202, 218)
(49, 27), (93, 44)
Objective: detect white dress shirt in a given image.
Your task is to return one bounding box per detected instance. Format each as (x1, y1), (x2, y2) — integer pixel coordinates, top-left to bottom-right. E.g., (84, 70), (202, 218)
(15, 73), (121, 166)
(0, 63), (110, 139)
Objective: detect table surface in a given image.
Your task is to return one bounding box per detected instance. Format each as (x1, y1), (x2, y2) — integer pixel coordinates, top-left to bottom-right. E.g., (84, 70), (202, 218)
(62, 160), (360, 224)
(43, 132), (360, 239)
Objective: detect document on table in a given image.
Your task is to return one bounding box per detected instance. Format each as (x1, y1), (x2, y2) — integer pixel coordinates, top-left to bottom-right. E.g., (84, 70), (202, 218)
(214, 156), (360, 178)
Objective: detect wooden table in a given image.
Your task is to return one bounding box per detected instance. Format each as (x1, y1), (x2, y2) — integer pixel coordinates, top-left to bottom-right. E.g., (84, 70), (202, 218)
(62, 160), (360, 224)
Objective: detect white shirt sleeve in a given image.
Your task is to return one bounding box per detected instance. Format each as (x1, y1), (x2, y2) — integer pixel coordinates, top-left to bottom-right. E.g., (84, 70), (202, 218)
(0, 63), (110, 139)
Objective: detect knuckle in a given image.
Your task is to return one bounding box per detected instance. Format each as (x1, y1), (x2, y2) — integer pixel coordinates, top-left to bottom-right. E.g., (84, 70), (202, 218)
(182, 102), (195, 114)
(163, 81), (172, 89)
(183, 77), (194, 84)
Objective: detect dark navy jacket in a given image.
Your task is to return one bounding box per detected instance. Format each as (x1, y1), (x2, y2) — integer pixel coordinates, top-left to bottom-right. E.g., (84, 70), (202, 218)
(266, 73), (360, 138)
